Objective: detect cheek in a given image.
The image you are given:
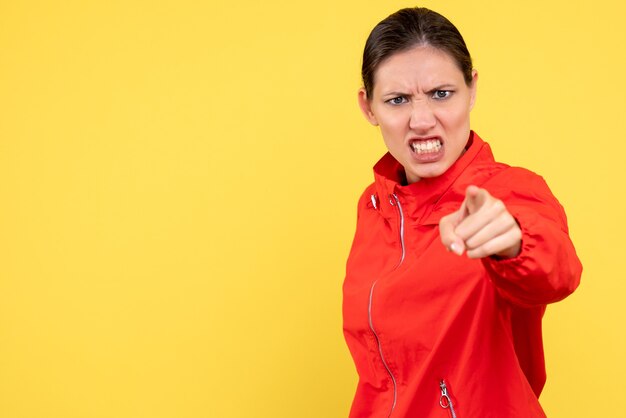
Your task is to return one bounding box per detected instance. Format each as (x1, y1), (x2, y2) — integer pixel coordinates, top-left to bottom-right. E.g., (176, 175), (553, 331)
(439, 105), (471, 131)
(379, 113), (407, 139)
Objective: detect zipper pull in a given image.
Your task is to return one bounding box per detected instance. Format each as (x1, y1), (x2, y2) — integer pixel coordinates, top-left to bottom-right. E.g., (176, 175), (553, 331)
(370, 194), (378, 210)
(439, 380), (458, 418)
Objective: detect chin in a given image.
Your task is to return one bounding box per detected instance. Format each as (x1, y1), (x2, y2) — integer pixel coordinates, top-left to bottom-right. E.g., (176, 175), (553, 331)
(408, 164), (448, 181)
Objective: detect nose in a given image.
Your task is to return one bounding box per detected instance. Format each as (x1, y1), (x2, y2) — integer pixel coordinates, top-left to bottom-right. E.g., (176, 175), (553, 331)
(409, 101), (437, 131)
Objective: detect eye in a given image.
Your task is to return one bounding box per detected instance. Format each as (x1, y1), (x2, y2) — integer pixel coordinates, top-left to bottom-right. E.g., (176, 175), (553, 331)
(386, 96), (408, 106)
(432, 90), (452, 100)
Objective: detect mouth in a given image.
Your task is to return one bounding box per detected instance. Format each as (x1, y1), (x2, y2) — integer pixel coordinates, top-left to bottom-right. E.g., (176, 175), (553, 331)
(409, 138), (442, 155)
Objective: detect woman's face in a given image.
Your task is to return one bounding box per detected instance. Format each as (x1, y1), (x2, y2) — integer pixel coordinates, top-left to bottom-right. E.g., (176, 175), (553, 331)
(358, 45), (477, 184)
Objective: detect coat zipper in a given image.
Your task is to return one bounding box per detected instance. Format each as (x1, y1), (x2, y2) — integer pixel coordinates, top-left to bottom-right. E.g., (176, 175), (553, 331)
(439, 380), (458, 418)
(366, 194), (405, 417)
(368, 281), (397, 417)
(389, 194), (406, 266)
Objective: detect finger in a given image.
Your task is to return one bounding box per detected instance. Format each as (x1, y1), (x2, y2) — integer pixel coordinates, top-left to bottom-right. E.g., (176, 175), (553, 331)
(439, 209), (466, 256)
(464, 211), (518, 250)
(465, 226), (522, 259)
(465, 185), (489, 214)
(453, 186), (492, 240)
(455, 193), (509, 240)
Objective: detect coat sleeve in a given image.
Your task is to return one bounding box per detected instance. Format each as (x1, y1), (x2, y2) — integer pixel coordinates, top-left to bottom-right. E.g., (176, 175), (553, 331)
(481, 168), (582, 307)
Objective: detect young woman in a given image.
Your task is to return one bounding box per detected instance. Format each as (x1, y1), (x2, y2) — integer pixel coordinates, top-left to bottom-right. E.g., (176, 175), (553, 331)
(343, 7), (582, 417)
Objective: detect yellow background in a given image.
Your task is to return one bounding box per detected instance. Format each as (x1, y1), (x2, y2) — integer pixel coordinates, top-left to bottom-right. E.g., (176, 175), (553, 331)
(1, 1), (624, 417)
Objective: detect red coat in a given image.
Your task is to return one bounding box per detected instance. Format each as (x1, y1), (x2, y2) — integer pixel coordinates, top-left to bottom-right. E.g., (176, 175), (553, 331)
(343, 132), (582, 417)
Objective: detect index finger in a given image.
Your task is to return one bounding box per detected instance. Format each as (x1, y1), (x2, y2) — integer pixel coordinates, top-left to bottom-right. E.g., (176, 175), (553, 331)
(465, 185), (489, 214)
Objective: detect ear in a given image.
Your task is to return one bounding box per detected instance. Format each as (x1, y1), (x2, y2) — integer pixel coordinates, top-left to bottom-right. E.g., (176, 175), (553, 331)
(357, 88), (379, 126)
(469, 69), (478, 111)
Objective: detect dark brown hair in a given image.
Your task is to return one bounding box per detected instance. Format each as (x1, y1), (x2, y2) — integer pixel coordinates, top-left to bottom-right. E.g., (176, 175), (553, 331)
(362, 7), (473, 98)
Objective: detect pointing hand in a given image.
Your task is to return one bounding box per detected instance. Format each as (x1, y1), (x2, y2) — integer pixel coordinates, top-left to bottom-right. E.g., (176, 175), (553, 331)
(439, 185), (522, 259)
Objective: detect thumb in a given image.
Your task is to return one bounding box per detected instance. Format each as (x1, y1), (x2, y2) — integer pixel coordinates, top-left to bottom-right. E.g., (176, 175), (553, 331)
(439, 206), (467, 256)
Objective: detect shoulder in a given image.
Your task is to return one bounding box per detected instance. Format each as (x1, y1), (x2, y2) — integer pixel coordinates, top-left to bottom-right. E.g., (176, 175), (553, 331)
(457, 147), (568, 222)
(466, 134), (553, 195)
(484, 166), (569, 227)
(483, 166), (557, 202)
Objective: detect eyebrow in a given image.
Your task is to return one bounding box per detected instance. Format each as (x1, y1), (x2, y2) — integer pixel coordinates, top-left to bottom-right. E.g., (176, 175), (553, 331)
(381, 91), (410, 98)
(427, 84), (457, 92)
(381, 84), (457, 98)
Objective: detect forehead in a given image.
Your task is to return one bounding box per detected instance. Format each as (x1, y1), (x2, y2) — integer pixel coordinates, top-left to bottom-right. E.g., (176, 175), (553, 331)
(373, 45), (463, 91)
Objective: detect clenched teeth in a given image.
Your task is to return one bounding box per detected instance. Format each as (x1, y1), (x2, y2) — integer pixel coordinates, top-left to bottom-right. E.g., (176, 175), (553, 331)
(411, 139), (442, 154)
